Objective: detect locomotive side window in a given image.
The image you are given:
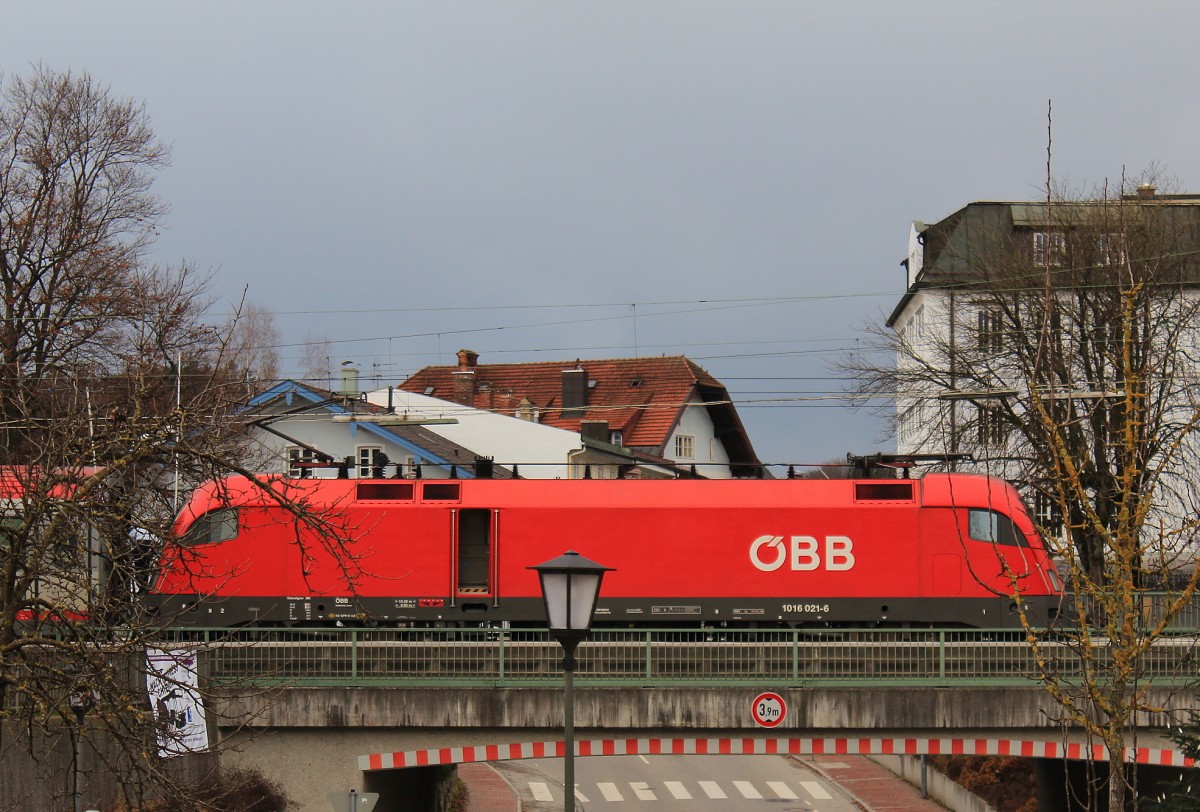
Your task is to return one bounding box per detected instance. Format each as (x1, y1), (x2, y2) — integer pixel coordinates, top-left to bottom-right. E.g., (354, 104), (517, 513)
(968, 509), (1024, 547)
(423, 483), (461, 501)
(854, 482), (914, 501)
(356, 482), (415, 501)
(180, 508), (238, 546)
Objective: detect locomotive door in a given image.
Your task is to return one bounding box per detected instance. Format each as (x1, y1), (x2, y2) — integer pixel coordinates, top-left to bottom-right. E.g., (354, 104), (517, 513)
(455, 508), (496, 598)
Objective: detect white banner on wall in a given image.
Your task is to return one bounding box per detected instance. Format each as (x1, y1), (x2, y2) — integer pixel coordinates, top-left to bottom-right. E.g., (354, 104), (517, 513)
(146, 648), (209, 757)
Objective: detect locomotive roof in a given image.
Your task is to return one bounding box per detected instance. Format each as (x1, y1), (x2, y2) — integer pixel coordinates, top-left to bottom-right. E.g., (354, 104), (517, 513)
(181, 471), (1024, 514)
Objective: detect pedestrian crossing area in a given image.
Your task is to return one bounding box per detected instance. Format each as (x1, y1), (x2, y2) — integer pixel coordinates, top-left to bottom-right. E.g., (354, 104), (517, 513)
(524, 777), (835, 803)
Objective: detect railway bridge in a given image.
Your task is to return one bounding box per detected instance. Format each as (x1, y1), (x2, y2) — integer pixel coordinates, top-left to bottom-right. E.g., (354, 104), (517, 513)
(213, 684), (1193, 812)
(178, 627), (1199, 812)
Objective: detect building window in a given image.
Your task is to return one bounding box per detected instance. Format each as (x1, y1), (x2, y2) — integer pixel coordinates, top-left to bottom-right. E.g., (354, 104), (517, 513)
(1033, 231), (1065, 266)
(976, 309), (1004, 354)
(286, 446), (317, 477)
(357, 446), (386, 478)
(1032, 491), (1063, 537)
(674, 435), (695, 459)
(901, 304), (926, 345)
(898, 406), (916, 446)
(976, 406), (1009, 448)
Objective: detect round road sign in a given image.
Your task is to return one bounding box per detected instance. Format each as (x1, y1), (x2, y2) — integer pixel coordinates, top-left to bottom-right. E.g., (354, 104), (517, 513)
(751, 692), (786, 727)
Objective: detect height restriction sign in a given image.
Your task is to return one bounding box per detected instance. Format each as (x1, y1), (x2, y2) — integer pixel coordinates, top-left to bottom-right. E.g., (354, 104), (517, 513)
(751, 692), (786, 728)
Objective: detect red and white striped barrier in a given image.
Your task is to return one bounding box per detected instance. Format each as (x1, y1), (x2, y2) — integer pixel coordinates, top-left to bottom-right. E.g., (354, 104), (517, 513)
(358, 737), (1196, 772)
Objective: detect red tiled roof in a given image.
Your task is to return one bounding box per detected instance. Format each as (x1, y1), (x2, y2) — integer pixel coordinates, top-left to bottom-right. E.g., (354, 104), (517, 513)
(398, 353), (727, 452)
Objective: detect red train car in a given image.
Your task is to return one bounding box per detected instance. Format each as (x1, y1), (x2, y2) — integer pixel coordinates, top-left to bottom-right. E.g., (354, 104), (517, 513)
(148, 473), (1064, 628)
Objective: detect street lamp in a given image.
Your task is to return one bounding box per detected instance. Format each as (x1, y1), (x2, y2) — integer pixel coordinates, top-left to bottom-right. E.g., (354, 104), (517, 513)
(530, 551), (613, 812)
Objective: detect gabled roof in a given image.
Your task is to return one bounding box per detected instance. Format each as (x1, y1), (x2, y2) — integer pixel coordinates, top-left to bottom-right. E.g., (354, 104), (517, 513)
(247, 379), (373, 414)
(398, 352), (761, 471)
(245, 381), (507, 477)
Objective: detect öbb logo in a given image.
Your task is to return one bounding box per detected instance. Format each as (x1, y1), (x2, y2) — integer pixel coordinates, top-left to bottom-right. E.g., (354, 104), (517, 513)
(750, 535), (856, 572)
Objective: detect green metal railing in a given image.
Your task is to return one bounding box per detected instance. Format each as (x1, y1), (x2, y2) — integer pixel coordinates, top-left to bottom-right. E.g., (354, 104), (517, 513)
(148, 627), (1200, 688)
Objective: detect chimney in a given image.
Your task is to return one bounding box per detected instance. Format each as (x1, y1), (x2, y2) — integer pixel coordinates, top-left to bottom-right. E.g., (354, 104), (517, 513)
(450, 350), (479, 406)
(516, 397), (536, 422)
(451, 369), (475, 406)
(561, 367), (587, 417)
(1126, 184), (1158, 201)
(339, 361), (360, 398)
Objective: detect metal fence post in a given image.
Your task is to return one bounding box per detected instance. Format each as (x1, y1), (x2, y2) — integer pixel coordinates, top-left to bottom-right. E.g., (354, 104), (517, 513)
(792, 630), (800, 682)
(645, 630), (652, 681)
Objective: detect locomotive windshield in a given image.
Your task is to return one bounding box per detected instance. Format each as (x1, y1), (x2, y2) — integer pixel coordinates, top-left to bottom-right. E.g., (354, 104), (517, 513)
(967, 509), (1025, 548)
(179, 508), (239, 546)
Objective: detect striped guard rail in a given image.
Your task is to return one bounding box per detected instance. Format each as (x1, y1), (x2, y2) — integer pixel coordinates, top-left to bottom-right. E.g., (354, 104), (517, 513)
(358, 737), (1197, 771)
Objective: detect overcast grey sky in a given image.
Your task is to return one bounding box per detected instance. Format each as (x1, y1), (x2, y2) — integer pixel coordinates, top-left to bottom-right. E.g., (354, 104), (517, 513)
(4, 2), (1198, 469)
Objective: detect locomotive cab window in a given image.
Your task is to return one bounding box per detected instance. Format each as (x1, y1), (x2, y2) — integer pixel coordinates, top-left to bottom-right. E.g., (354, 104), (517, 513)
(968, 509), (1024, 547)
(180, 508), (238, 546)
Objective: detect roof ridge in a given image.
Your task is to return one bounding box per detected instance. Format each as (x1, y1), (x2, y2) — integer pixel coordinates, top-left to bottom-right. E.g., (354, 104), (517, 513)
(416, 354), (693, 371)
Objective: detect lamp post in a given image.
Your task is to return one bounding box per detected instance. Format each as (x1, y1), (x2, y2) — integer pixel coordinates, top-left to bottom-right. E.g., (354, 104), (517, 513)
(530, 551), (612, 812)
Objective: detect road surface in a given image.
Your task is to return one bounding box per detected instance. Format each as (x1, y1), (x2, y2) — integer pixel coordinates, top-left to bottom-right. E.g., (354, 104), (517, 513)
(492, 753), (863, 811)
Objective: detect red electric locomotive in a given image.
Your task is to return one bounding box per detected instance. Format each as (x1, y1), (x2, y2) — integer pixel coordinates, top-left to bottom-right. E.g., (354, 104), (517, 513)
(149, 473), (1064, 628)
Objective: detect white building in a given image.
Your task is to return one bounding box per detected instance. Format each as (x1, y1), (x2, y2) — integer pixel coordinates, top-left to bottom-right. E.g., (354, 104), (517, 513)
(243, 380), (679, 480)
(885, 190), (1200, 554)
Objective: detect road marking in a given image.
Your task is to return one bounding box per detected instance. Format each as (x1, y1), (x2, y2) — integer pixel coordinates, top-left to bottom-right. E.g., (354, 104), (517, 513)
(631, 782), (656, 800)
(801, 781), (833, 799)
(768, 781), (798, 799)
(734, 780), (762, 799)
(638, 755), (650, 764)
(537, 777), (836, 804)
(664, 781), (692, 800)
(597, 782), (624, 802)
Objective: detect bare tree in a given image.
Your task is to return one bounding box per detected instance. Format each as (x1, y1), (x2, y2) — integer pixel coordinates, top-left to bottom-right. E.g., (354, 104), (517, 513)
(219, 292), (282, 400)
(844, 171), (1200, 809)
(298, 332), (333, 389)
(0, 66), (294, 811)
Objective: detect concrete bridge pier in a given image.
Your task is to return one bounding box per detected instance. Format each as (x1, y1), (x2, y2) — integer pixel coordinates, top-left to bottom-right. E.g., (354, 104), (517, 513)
(217, 727), (483, 812)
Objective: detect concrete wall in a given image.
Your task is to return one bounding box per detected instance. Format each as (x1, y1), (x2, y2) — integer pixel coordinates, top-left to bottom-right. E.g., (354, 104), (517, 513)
(211, 684), (1188, 734)
(872, 755), (996, 812)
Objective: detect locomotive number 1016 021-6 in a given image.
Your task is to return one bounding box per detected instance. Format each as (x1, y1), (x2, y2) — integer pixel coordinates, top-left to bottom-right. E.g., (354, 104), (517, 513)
(782, 603), (831, 614)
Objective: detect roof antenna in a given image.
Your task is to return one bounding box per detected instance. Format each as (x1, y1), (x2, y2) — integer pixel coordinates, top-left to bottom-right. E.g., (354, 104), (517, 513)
(631, 302), (640, 359)
(631, 302), (646, 385)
